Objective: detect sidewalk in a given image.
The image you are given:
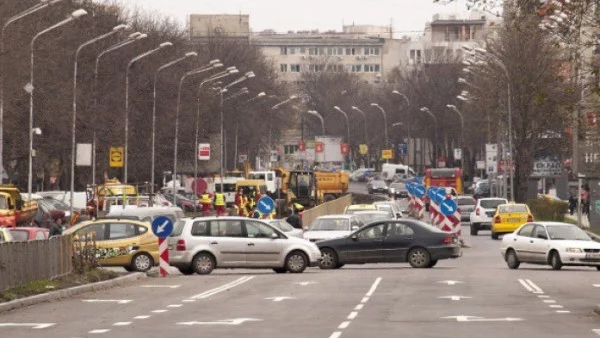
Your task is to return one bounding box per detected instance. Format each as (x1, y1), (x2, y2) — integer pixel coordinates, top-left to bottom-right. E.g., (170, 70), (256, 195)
(564, 213), (591, 228)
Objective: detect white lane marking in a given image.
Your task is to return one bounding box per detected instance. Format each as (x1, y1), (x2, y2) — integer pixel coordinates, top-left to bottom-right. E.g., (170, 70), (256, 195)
(443, 316), (524, 322)
(265, 296), (296, 302)
(82, 299), (132, 304)
(329, 332), (342, 338)
(518, 279), (534, 293)
(182, 299), (196, 303)
(0, 323), (55, 329)
(550, 305), (563, 308)
(437, 280), (464, 286)
(592, 329), (600, 335)
(112, 322), (131, 326)
(140, 284), (181, 289)
(338, 321), (351, 329)
(439, 295), (472, 301)
(167, 304), (183, 308)
(354, 304), (364, 310)
(593, 284), (600, 288)
(189, 276), (254, 300)
(525, 279), (544, 294)
(361, 297), (369, 303)
(88, 329), (110, 334)
(556, 310), (570, 313)
(347, 312), (358, 320)
(177, 318), (262, 326)
(543, 300), (556, 304)
(538, 295), (550, 298)
(133, 316), (150, 320)
(295, 281), (318, 286)
(152, 310), (168, 313)
(365, 277), (382, 297)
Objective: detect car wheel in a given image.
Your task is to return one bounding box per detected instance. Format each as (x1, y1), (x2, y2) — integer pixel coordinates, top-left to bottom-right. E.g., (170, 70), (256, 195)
(285, 251), (308, 273)
(470, 223), (479, 236)
(273, 268), (287, 274)
(505, 249), (520, 269)
(319, 248), (338, 270)
(491, 232), (499, 240)
(550, 251), (563, 270)
(178, 267), (195, 275)
(335, 264), (345, 269)
(408, 247), (431, 268)
(192, 253), (215, 275)
(596, 266), (600, 271)
(131, 253), (153, 272)
(427, 260), (438, 268)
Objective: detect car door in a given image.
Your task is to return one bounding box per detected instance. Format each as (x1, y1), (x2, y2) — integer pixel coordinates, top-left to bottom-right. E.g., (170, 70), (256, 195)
(511, 224), (535, 262)
(529, 225), (551, 262)
(382, 222), (415, 262)
(103, 222), (142, 266)
(208, 220), (246, 267)
(244, 220), (284, 267)
(342, 223), (386, 263)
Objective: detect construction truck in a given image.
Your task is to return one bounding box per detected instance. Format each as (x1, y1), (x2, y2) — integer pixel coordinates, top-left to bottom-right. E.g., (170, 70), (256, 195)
(283, 170), (349, 209)
(89, 178), (139, 215)
(0, 185), (38, 227)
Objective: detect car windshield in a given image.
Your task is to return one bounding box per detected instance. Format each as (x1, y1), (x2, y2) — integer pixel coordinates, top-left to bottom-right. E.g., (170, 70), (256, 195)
(498, 205), (528, 213)
(481, 199), (507, 209)
(390, 183), (405, 190)
(354, 213), (390, 224)
(546, 225), (591, 241)
(9, 230), (29, 241)
(271, 221), (294, 232)
(457, 198), (475, 206)
(309, 218), (350, 231)
(372, 181), (386, 187)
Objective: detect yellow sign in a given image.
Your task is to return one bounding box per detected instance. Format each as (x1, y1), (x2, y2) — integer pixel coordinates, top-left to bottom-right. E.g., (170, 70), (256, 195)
(359, 144), (368, 155)
(381, 149), (393, 160)
(109, 147), (124, 168)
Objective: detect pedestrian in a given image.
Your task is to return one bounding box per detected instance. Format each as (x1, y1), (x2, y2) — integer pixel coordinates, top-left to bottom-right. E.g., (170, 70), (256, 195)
(286, 208), (303, 229)
(49, 216), (63, 237)
(214, 192), (226, 216)
(568, 194), (577, 215)
(200, 192), (212, 216)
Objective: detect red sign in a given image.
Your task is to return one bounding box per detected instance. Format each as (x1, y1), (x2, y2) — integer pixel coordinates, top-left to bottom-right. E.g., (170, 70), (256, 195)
(298, 140), (306, 152)
(198, 143), (210, 160)
(315, 142), (324, 153)
(340, 143), (349, 156)
(499, 160), (515, 173)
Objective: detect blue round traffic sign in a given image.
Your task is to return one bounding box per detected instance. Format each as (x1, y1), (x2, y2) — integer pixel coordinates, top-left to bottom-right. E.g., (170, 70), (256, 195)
(152, 216), (174, 238)
(440, 198), (458, 216)
(406, 183), (414, 196)
(257, 196), (275, 215)
(414, 184), (426, 199)
(434, 188), (446, 204)
(427, 187), (438, 200)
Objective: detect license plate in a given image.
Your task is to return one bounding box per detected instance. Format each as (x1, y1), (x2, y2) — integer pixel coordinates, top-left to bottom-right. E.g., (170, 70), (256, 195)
(507, 218), (521, 223)
(585, 253), (600, 259)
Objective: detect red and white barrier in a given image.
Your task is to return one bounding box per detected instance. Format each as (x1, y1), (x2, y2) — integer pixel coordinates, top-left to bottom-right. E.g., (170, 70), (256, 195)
(415, 197), (425, 220)
(158, 238), (169, 277)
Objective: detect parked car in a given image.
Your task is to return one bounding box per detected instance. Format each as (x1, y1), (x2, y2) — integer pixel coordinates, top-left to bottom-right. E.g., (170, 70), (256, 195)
(373, 201), (403, 219)
(265, 219), (304, 238)
(456, 195), (476, 222)
(32, 198), (66, 228)
(104, 206), (185, 223)
(501, 222), (600, 270)
(317, 219), (461, 269)
(352, 211), (393, 225)
(469, 197), (509, 236)
(344, 204), (377, 214)
(64, 219), (158, 272)
(491, 203), (533, 240)
(163, 193), (198, 212)
(9, 227), (49, 241)
(388, 182), (408, 199)
(0, 227), (14, 243)
(167, 217), (322, 275)
(303, 215), (364, 243)
(38, 190), (88, 210)
(367, 179), (388, 194)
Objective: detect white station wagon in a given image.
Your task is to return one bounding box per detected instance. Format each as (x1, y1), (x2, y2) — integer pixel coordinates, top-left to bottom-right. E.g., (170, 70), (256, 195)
(501, 222), (600, 270)
(168, 217), (322, 274)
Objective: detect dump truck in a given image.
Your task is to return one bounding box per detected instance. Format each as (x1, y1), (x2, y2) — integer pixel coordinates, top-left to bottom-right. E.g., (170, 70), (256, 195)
(0, 185), (38, 227)
(315, 171), (349, 202)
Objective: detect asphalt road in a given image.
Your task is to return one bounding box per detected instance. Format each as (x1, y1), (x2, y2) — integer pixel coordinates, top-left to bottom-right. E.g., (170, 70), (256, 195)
(2, 188), (600, 338)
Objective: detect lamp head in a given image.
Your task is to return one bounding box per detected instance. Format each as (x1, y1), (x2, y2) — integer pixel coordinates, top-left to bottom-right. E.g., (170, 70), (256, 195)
(257, 92), (266, 97)
(159, 42), (173, 48)
(290, 95), (298, 99)
(370, 103), (378, 107)
(113, 24), (130, 32)
(71, 9), (88, 19)
(212, 63), (224, 68)
(351, 106), (358, 110)
(136, 33), (148, 40)
(185, 52), (198, 57)
(392, 90), (400, 94)
(128, 32), (141, 39)
(245, 71), (255, 78)
(446, 104), (456, 109)
(334, 106), (340, 110)
(474, 47), (487, 54)
(461, 45), (473, 52)
(229, 69), (239, 74)
(226, 66), (236, 71)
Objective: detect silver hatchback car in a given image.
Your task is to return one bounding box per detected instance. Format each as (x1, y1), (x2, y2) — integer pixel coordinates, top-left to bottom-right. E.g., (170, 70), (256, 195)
(168, 217), (322, 275)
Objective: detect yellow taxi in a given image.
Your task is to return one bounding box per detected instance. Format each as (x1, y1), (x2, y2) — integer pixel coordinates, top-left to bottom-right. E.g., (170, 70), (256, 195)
(491, 203), (533, 240)
(343, 204), (378, 214)
(64, 219), (159, 272)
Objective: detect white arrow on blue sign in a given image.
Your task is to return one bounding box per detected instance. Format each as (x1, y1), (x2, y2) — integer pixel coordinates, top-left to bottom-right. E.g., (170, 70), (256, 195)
(440, 198), (458, 216)
(414, 184), (426, 198)
(152, 216), (174, 238)
(257, 196), (275, 214)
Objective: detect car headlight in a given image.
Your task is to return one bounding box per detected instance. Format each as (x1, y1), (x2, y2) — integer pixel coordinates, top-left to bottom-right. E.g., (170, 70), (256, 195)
(389, 188), (395, 194)
(566, 248), (583, 253)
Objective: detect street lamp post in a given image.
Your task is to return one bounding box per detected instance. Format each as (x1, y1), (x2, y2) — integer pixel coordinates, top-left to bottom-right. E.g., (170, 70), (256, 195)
(235, 92), (265, 169)
(420, 107), (438, 168)
(307, 110), (325, 135)
(268, 95), (298, 166)
(1, 0), (65, 183)
(124, 42), (173, 183)
(351, 106), (369, 167)
(333, 106), (352, 168)
(151, 52), (197, 200)
(70, 24), (128, 215)
(28, 9), (87, 201)
(370, 103), (388, 147)
(392, 90), (411, 169)
(446, 104), (465, 170)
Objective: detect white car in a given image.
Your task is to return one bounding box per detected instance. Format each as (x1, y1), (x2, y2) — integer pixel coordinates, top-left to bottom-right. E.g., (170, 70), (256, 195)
(303, 215), (363, 242)
(501, 222), (600, 270)
(469, 197), (508, 235)
(265, 219), (304, 238)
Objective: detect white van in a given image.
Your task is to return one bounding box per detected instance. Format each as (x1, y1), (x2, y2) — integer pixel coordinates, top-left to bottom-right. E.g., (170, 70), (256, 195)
(248, 171), (276, 194)
(207, 177), (243, 205)
(37, 191), (88, 209)
(381, 164), (415, 181)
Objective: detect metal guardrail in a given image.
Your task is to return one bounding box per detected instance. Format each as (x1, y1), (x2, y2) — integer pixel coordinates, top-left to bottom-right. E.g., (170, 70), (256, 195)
(301, 194), (352, 229)
(0, 235), (72, 292)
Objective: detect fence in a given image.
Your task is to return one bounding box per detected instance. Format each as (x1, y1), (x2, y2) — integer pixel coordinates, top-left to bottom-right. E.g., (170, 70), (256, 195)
(301, 194), (352, 228)
(0, 235), (72, 292)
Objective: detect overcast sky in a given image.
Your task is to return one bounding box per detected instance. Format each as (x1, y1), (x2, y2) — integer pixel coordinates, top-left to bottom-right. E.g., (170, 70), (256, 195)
(98, 0), (471, 36)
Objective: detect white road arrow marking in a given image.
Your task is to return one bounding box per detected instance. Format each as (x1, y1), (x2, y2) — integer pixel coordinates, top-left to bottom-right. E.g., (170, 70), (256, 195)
(0, 323), (55, 329)
(177, 318), (263, 326)
(439, 296), (472, 301)
(82, 299), (132, 304)
(140, 284), (181, 289)
(265, 296), (296, 302)
(295, 281), (318, 286)
(157, 220), (169, 234)
(593, 284), (600, 288)
(443, 316), (524, 322)
(438, 280), (464, 286)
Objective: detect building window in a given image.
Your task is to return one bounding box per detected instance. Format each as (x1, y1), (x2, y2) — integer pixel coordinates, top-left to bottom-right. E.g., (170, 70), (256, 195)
(280, 64), (288, 72)
(345, 47), (357, 55)
(299, 47), (306, 54)
(348, 64), (361, 72)
(446, 49), (454, 61)
(284, 145), (299, 155)
(309, 64), (324, 72)
(290, 64), (301, 72)
(364, 47), (380, 56)
(416, 50), (422, 64)
(364, 64), (380, 72)
(309, 47), (317, 55)
(318, 47), (325, 55)
(280, 47), (288, 55)
(289, 47), (296, 55)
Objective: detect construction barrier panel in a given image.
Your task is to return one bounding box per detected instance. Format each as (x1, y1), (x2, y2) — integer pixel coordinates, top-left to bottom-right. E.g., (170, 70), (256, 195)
(301, 194), (352, 229)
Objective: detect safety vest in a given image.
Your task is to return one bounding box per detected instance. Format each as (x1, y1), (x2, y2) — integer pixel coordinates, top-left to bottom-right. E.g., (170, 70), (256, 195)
(200, 194), (211, 204)
(293, 203), (305, 212)
(214, 193), (225, 206)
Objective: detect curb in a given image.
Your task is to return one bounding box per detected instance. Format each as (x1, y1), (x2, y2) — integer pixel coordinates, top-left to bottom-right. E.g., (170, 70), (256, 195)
(0, 272), (147, 314)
